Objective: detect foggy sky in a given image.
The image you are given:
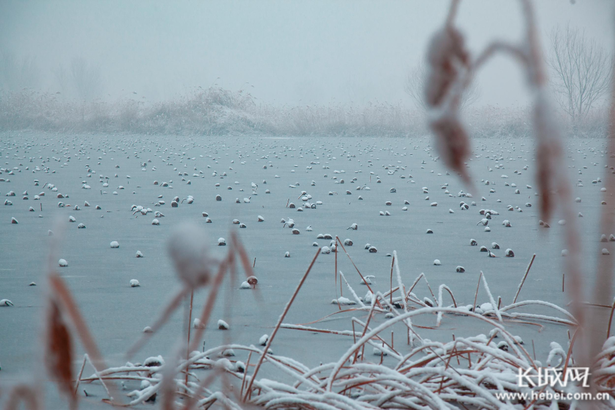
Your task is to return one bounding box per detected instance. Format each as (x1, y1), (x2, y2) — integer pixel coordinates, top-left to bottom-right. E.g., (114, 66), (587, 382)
(1, 0), (612, 108)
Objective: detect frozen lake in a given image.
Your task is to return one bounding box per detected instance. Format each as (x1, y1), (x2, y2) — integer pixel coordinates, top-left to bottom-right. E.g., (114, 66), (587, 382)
(0, 131), (611, 407)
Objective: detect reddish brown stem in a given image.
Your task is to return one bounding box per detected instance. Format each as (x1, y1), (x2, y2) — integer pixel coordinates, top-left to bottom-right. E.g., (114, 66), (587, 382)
(188, 255), (231, 353)
(473, 271), (483, 313)
(389, 256), (395, 305)
(49, 274), (121, 403)
(243, 248), (321, 401)
(336, 237), (381, 309)
(185, 290), (194, 390)
(607, 298), (615, 340)
(513, 254), (536, 304)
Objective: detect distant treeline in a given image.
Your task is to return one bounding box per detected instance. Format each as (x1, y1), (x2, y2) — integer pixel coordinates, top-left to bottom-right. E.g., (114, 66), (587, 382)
(0, 87), (607, 138)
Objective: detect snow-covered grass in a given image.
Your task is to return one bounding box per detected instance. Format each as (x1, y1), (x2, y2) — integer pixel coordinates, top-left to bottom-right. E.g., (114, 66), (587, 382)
(60, 248), (610, 409)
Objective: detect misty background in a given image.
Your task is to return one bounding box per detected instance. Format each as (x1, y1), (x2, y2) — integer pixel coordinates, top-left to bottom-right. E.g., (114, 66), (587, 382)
(0, 0), (612, 136)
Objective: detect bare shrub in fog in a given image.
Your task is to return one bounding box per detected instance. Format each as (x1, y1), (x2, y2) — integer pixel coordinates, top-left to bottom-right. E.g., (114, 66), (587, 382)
(0, 43), (609, 140)
(0, 85), (607, 138)
(261, 101), (423, 137)
(0, 89), (426, 137)
(465, 104), (532, 137)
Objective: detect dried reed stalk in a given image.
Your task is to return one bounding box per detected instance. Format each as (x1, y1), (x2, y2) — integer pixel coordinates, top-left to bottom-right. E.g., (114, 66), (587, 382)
(389, 255), (395, 305)
(473, 271), (482, 314)
(73, 356), (87, 396)
(187, 255), (230, 354)
(425, 0), (473, 186)
(429, 0), (587, 368)
(48, 273), (121, 403)
(185, 290), (194, 391)
(126, 287), (188, 359)
(243, 247), (320, 401)
(607, 299), (615, 340)
(336, 237), (380, 308)
(230, 231), (256, 281)
(45, 300), (76, 409)
(588, 28), (615, 385)
(4, 385), (39, 410)
(513, 254), (536, 304)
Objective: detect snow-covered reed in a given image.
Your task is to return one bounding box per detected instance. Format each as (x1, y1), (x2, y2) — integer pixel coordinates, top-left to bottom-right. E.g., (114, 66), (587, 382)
(66, 244), (598, 410)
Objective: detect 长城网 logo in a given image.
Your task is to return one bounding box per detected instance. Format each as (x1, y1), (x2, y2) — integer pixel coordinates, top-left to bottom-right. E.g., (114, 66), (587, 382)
(517, 367), (590, 388)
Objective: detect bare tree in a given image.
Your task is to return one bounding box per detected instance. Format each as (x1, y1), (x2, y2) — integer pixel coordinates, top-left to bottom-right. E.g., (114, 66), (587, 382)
(69, 57), (102, 101)
(53, 65), (70, 97)
(548, 24), (612, 123)
(0, 50), (40, 92)
(405, 61), (479, 112)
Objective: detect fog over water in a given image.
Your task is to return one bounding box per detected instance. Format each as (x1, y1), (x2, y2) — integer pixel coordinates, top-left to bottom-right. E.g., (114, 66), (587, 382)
(0, 0), (612, 107)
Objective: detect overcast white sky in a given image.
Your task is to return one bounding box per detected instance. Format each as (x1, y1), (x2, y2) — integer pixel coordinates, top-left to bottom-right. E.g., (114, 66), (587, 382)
(1, 0), (612, 108)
